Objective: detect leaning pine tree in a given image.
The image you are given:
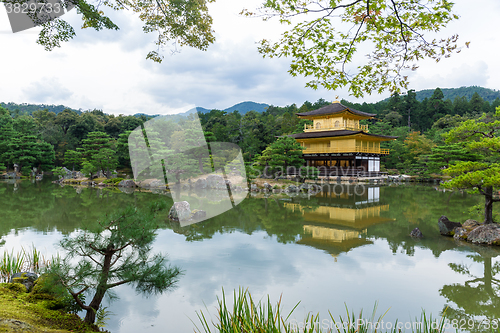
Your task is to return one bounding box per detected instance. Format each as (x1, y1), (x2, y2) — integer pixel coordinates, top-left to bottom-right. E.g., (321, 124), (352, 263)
(442, 107), (500, 224)
(45, 201), (182, 324)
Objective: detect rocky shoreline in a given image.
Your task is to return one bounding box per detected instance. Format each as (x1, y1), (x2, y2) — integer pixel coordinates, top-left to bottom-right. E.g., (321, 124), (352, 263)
(439, 215), (500, 245)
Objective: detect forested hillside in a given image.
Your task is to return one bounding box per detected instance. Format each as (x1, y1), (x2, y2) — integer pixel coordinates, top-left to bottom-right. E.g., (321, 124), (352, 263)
(415, 86), (500, 102)
(1, 86), (500, 178)
(0, 102), (81, 116)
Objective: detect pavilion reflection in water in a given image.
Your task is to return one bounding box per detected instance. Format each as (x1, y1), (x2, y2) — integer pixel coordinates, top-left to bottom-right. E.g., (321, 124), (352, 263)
(284, 185), (394, 258)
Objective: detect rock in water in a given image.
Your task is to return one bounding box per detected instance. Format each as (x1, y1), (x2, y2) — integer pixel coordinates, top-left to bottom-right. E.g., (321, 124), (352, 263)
(168, 201), (191, 222)
(438, 216), (462, 236)
(206, 175), (224, 188)
(410, 227), (423, 238)
(190, 209), (207, 220)
(118, 179), (136, 188)
(194, 178), (207, 189)
(453, 227), (470, 240)
(9, 272), (38, 292)
(467, 224), (500, 245)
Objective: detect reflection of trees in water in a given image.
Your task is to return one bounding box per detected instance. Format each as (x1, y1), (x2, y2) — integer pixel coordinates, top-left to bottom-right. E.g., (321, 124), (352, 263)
(367, 185), (482, 257)
(169, 197), (308, 243)
(0, 180), (172, 240)
(440, 251), (500, 333)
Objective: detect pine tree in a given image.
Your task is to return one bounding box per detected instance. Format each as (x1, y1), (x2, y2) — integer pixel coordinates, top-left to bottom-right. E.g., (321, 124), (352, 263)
(45, 202), (182, 324)
(443, 108), (500, 223)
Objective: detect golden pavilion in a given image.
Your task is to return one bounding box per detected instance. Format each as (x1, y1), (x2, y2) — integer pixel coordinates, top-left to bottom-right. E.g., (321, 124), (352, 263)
(289, 101), (397, 176)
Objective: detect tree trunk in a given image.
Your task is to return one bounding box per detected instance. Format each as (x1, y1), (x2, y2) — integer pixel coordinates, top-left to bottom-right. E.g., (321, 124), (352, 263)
(485, 186), (494, 224)
(83, 248), (113, 324)
(198, 158), (203, 173)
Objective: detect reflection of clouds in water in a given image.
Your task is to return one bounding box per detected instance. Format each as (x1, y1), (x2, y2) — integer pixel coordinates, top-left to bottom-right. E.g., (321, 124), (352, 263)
(105, 229), (304, 332)
(102, 285), (161, 332)
(1, 229), (63, 256)
(0, 226), (486, 333)
(154, 230), (301, 306)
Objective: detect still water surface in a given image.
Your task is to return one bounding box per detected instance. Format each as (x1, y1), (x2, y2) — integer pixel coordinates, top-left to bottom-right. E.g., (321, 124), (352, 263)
(1, 179), (499, 332)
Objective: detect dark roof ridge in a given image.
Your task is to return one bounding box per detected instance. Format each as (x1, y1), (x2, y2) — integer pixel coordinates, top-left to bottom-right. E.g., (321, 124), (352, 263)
(287, 130), (397, 140)
(296, 102), (376, 118)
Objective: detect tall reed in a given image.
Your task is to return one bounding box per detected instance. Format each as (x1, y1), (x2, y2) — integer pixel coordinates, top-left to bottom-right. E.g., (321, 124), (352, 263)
(0, 245), (51, 282)
(194, 288), (299, 333)
(193, 288), (451, 333)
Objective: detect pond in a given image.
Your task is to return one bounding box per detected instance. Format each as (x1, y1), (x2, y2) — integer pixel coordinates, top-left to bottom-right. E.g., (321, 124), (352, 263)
(1, 179), (499, 332)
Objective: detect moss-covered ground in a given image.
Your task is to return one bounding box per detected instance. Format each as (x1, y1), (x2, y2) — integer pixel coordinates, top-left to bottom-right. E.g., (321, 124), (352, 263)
(0, 283), (99, 333)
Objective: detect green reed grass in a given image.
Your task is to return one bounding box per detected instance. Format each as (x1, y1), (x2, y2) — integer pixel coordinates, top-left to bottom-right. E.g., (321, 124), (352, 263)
(0, 244), (52, 282)
(193, 288), (451, 333)
(194, 288), (299, 333)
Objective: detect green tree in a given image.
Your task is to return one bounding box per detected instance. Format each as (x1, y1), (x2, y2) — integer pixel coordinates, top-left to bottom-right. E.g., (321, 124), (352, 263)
(30, 0), (215, 63)
(443, 108), (500, 224)
(116, 131), (132, 169)
(253, 137), (304, 177)
(248, 0), (463, 97)
(91, 148), (119, 179)
(64, 149), (83, 171)
(81, 131), (113, 159)
(3, 132), (38, 174)
(45, 202), (182, 324)
(469, 92), (486, 117)
(35, 141), (56, 172)
(403, 89), (419, 130)
(452, 96), (469, 116)
(54, 109), (78, 135)
(69, 114), (104, 142)
(80, 131), (117, 178)
(419, 143), (480, 176)
(104, 117), (122, 139)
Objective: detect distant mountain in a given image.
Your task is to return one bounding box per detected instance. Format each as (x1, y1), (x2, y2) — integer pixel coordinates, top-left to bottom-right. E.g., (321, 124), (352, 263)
(0, 101), (269, 118)
(414, 86), (500, 102)
(180, 101), (269, 116)
(222, 101), (269, 114)
(0, 102), (81, 115)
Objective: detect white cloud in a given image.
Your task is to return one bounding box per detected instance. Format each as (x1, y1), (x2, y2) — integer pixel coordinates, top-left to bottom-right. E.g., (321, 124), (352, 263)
(22, 77), (74, 103)
(1, 0), (500, 114)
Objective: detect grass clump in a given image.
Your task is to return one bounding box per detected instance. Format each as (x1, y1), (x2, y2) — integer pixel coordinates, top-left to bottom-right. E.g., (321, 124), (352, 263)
(194, 288), (298, 333)
(0, 245), (52, 283)
(103, 177), (124, 184)
(194, 288), (451, 333)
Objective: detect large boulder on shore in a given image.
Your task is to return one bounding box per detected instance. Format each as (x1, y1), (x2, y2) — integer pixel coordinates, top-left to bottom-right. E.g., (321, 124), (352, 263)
(118, 179), (136, 188)
(463, 219), (480, 230)
(168, 201), (191, 222)
(9, 272), (38, 292)
(467, 224), (500, 245)
(206, 175), (224, 188)
(194, 178), (207, 189)
(438, 216), (462, 236)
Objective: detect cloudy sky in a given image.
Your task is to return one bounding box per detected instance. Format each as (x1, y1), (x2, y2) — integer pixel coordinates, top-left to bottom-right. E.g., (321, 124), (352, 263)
(0, 0), (499, 115)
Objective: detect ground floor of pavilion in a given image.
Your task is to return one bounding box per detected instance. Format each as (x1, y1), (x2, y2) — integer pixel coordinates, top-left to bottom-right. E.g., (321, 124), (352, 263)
(300, 152), (384, 177)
